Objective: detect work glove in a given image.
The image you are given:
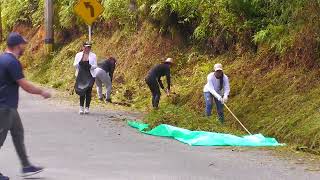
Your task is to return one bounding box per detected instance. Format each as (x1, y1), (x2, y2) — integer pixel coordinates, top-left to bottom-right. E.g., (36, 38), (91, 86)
(223, 96), (228, 104)
(217, 96), (223, 103)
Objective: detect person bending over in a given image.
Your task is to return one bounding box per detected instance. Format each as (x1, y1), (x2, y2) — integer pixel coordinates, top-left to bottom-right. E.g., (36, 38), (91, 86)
(95, 57), (117, 103)
(203, 63), (230, 123)
(145, 58), (173, 109)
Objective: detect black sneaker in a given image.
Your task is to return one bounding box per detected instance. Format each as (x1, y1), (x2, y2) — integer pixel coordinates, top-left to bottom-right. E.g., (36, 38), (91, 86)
(0, 173), (9, 180)
(106, 99), (112, 103)
(22, 165), (44, 177)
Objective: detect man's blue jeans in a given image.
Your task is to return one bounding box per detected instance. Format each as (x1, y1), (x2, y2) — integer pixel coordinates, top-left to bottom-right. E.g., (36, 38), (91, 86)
(204, 92), (224, 123)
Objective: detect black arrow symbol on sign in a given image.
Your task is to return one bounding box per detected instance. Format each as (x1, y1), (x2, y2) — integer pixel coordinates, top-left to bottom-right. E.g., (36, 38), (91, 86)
(84, 2), (95, 17)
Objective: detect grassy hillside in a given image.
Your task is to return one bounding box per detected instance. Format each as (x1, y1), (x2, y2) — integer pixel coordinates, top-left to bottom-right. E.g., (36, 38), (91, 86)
(3, 0), (320, 152)
(15, 20), (320, 153)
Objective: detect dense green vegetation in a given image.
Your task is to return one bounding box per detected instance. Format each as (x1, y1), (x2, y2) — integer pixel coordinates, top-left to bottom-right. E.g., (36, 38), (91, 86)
(2, 0), (320, 152)
(2, 0), (318, 53)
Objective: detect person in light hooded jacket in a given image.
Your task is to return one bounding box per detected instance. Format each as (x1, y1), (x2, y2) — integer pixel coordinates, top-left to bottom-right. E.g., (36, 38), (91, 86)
(203, 63), (230, 123)
(73, 42), (97, 115)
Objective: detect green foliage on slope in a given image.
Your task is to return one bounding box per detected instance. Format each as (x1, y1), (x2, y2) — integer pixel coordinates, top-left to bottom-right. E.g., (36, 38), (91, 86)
(2, 0), (320, 152)
(2, 0), (318, 54)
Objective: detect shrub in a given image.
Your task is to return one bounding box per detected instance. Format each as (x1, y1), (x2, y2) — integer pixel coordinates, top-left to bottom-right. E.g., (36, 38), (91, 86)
(103, 0), (137, 27)
(0, 0), (315, 55)
(1, 0), (30, 31)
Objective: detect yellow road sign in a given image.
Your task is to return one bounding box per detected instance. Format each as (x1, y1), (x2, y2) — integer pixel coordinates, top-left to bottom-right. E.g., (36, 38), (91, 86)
(74, 0), (104, 25)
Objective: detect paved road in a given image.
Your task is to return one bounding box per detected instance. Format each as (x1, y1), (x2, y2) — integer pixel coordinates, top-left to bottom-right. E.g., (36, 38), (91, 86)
(1, 92), (320, 180)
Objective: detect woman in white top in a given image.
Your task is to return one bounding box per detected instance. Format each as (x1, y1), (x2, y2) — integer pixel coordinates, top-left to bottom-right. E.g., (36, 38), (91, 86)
(203, 63), (230, 123)
(73, 42), (97, 115)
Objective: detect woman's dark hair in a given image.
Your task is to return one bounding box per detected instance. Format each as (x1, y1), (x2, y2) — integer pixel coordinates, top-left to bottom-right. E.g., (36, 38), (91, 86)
(220, 72), (224, 91)
(108, 57), (117, 62)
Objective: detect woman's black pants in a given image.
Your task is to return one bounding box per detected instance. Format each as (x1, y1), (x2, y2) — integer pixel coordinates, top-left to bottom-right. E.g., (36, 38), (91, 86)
(80, 86), (93, 108)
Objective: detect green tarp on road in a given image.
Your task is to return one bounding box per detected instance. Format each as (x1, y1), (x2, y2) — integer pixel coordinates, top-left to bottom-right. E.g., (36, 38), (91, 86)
(128, 121), (283, 147)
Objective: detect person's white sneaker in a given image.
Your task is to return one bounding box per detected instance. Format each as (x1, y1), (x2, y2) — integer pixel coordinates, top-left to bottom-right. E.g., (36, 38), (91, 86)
(84, 107), (90, 114)
(79, 107), (84, 115)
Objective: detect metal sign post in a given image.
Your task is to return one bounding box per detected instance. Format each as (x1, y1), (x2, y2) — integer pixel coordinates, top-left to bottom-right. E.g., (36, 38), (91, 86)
(88, 25), (92, 42)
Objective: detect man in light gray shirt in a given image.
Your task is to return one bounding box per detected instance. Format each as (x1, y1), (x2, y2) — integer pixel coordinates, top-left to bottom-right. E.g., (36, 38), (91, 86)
(203, 63), (230, 123)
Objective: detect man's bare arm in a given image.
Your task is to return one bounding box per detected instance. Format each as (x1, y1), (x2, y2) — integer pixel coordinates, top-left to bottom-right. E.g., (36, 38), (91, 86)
(17, 79), (51, 98)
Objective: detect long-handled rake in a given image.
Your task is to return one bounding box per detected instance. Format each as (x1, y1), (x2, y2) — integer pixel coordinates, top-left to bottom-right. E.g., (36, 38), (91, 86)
(224, 104), (252, 135)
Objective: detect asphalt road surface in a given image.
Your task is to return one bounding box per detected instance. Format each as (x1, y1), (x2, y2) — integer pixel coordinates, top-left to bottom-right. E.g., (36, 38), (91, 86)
(1, 92), (320, 180)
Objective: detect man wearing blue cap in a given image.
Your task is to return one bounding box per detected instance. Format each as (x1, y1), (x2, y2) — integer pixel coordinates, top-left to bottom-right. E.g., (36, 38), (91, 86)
(0, 32), (52, 180)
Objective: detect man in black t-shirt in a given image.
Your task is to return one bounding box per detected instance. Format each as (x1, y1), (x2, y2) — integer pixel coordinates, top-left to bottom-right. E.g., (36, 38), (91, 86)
(145, 58), (173, 109)
(0, 32), (51, 179)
